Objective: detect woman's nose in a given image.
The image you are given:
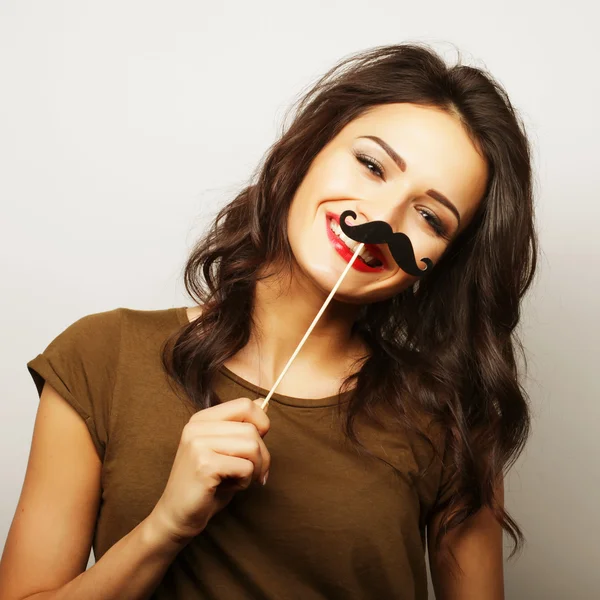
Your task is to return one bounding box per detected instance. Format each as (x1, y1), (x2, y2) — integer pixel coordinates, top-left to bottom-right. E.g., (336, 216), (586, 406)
(356, 190), (411, 231)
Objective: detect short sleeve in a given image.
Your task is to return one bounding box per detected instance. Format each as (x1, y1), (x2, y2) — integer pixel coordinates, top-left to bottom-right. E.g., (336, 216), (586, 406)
(26, 308), (123, 462)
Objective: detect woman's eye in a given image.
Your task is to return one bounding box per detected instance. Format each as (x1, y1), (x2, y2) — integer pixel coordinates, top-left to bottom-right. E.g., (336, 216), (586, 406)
(352, 150), (449, 239)
(418, 208), (447, 237)
(354, 152), (385, 180)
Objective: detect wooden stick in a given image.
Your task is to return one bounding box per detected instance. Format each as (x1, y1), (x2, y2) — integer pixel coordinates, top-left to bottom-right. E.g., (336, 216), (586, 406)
(260, 242), (365, 410)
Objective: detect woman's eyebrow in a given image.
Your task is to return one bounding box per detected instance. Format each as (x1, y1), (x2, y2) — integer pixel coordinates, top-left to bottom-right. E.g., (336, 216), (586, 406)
(357, 134), (461, 226)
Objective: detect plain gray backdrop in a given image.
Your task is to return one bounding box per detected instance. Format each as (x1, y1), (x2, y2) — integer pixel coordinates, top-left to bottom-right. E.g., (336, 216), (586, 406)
(1, 1), (598, 598)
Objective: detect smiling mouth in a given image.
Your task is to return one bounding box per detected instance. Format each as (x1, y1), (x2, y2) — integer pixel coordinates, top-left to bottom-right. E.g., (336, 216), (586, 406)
(326, 213), (385, 269)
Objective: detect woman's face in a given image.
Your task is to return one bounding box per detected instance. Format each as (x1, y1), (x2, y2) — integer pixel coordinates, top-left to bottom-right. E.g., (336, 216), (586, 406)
(287, 102), (489, 303)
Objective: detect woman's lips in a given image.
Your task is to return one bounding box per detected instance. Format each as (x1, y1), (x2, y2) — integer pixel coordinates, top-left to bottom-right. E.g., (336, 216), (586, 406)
(325, 212), (387, 273)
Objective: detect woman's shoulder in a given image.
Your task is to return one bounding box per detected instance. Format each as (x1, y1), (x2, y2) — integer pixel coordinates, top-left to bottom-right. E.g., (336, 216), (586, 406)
(26, 305), (200, 457)
(26, 308), (125, 461)
(30, 307), (125, 369)
(27, 304), (194, 397)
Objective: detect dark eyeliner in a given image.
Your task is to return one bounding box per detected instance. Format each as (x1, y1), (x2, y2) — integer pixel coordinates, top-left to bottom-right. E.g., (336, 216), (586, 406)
(354, 150), (385, 180)
(418, 208), (447, 237)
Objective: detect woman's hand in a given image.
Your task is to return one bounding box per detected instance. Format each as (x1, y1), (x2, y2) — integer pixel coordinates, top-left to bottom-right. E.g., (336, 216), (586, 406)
(149, 397), (270, 544)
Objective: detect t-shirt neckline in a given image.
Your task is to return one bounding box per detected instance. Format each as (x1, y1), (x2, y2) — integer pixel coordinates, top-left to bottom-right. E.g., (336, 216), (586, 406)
(173, 306), (352, 408)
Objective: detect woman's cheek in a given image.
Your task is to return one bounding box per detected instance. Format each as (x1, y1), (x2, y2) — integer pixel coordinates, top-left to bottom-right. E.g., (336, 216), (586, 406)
(310, 156), (362, 199)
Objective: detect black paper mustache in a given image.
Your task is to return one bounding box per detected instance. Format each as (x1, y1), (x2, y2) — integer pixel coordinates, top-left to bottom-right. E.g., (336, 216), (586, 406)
(339, 210), (433, 277)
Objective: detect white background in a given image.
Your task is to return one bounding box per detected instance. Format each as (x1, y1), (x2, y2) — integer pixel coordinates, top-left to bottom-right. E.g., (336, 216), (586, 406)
(1, 1), (598, 598)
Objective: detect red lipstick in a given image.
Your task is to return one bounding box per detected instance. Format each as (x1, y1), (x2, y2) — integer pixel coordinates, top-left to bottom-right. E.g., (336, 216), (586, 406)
(325, 211), (387, 273)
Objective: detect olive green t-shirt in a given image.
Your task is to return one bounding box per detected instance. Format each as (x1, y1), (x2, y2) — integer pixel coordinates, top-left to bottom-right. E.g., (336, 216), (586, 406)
(26, 306), (455, 600)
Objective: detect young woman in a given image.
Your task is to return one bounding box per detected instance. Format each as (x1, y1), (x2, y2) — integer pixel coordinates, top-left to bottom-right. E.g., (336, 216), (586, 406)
(1, 43), (537, 599)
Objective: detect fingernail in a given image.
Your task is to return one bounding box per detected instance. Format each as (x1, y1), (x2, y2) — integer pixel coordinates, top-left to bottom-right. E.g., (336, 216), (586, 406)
(262, 470), (269, 485)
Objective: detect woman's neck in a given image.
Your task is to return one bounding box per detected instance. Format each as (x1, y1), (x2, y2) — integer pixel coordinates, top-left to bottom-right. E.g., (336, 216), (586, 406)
(225, 262), (368, 396)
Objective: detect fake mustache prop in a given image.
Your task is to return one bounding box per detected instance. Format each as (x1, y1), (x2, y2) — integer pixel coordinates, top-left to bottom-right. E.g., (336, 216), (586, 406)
(260, 210), (434, 410)
(339, 209), (433, 276)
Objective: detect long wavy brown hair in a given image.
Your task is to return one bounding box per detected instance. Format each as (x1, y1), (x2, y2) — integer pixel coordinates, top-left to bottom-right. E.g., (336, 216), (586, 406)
(161, 42), (538, 575)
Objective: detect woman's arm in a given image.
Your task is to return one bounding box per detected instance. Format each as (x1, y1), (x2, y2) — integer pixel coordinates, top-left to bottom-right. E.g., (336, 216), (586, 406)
(427, 477), (505, 600)
(0, 382), (188, 600)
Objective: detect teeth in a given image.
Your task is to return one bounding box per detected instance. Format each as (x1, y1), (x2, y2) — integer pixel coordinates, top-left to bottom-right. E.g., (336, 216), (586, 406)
(329, 218), (381, 267)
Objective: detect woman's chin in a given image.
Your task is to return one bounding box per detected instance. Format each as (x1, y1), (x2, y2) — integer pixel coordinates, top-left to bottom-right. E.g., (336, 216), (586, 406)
(294, 261), (368, 303)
